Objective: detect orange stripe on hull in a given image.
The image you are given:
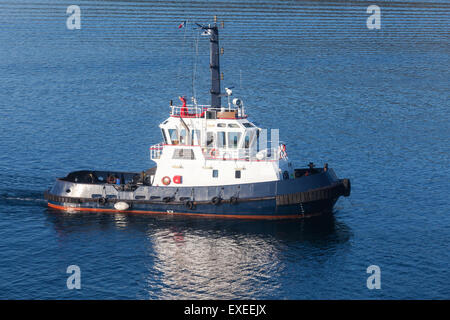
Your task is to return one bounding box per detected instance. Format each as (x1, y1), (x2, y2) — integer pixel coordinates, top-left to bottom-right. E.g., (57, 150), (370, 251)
(47, 202), (309, 220)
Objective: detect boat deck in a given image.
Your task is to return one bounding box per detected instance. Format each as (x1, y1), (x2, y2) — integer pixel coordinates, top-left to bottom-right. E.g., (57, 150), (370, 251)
(61, 168), (156, 186)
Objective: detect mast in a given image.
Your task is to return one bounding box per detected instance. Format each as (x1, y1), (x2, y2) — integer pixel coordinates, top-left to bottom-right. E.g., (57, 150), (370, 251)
(197, 20), (221, 108)
(209, 24), (221, 108)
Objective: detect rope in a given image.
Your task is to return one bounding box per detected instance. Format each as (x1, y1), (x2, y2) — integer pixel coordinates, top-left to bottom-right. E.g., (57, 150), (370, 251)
(176, 20), (189, 85)
(192, 30), (200, 107)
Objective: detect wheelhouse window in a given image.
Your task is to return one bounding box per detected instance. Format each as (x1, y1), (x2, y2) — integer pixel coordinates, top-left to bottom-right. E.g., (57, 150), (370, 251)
(161, 129), (168, 144)
(242, 122), (255, 128)
(243, 131), (256, 149)
(168, 129), (179, 145)
(212, 169), (219, 178)
(206, 132), (215, 148)
(173, 148), (195, 160)
(217, 132), (226, 148)
(191, 130), (201, 145)
(179, 129), (187, 145)
(217, 123), (226, 128)
(244, 134), (250, 149)
(228, 132), (242, 149)
(228, 123), (240, 128)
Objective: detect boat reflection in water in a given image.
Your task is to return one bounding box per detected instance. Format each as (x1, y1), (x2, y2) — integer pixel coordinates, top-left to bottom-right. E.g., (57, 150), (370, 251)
(46, 209), (352, 299)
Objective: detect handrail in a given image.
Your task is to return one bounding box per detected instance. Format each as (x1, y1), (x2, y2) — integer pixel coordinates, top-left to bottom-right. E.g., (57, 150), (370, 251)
(170, 105), (209, 118)
(202, 145), (286, 162)
(150, 143), (288, 162)
(149, 143), (164, 160)
(169, 104), (246, 118)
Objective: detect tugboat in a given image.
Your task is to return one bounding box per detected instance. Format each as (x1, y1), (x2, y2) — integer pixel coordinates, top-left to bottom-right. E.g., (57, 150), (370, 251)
(44, 19), (351, 219)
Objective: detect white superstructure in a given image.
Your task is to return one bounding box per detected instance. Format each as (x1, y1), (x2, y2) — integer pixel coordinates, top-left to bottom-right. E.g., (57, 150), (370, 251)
(149, 101), (294, 187)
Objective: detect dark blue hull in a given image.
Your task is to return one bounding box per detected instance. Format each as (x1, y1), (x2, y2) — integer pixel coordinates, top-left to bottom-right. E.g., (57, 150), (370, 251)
(47, 198), (338, 219)
(45, 168), (350, 219)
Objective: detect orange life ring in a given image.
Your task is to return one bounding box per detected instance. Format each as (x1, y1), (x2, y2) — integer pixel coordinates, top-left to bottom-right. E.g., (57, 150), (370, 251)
(209, 148), (218, 158)
(161, 176), (171, 185)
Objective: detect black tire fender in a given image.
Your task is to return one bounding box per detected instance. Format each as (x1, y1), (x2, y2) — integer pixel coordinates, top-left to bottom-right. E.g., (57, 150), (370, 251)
(185, 200), (195, 210)
(211, 196), (221, 205)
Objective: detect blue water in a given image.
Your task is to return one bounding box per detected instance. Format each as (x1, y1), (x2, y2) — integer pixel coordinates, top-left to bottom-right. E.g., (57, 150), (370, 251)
(0, 0), (449, 299)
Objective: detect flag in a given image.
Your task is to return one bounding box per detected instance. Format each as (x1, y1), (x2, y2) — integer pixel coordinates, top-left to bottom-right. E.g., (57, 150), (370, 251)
(178, 21), (186, 29)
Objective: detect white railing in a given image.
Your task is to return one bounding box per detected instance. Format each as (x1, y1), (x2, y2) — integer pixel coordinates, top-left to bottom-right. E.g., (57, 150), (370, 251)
(170, 104), (209, 118)
(149, 143), (164, 160)
(170, 104), (246, 118)
(202, 145), (287, 161)
(150, 141), (287, 162)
